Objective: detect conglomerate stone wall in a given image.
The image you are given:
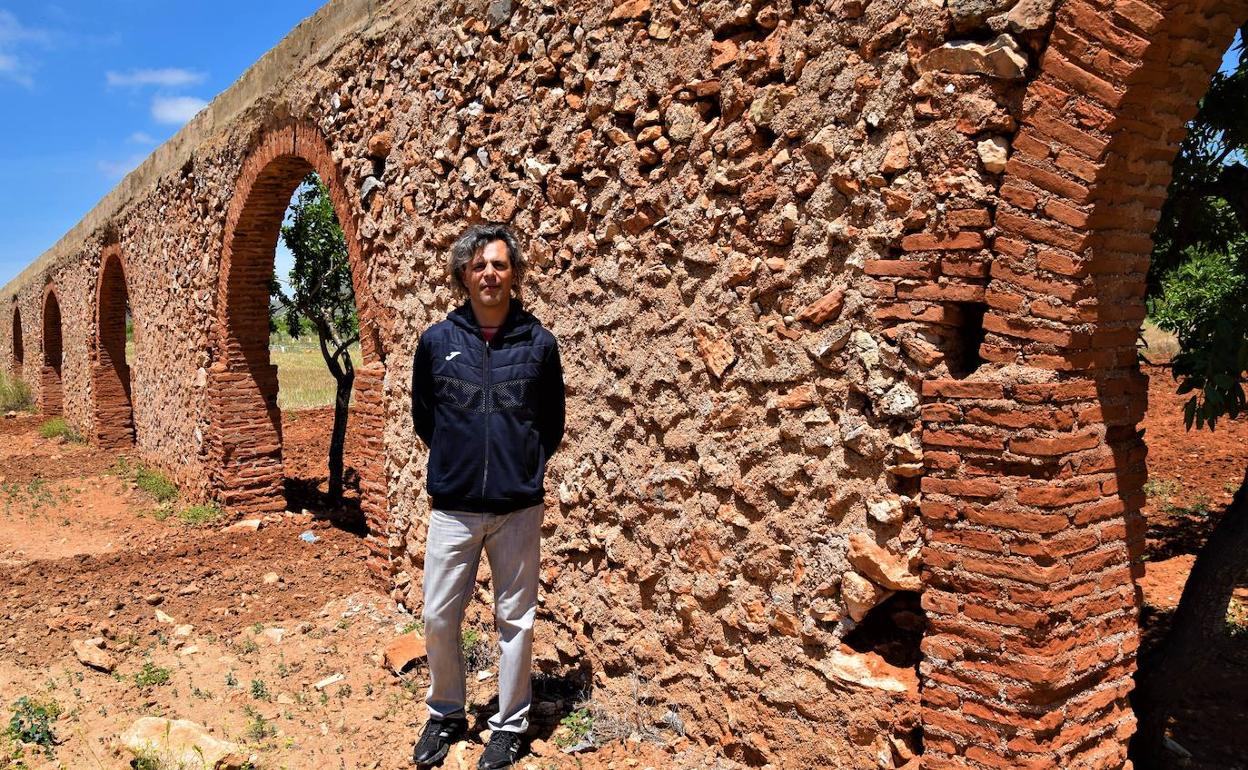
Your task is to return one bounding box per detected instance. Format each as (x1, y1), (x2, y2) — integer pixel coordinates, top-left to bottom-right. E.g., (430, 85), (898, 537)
(2, 0), (1244, 766)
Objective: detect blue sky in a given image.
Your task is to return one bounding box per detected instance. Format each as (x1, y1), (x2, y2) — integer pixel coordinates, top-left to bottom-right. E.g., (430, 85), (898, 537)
(0, 10), (1242, 290)
(0, 1), (325, 289)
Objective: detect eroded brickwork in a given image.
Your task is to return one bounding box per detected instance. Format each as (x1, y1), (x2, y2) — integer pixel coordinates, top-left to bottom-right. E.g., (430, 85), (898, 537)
(1, 0), (1245, 766)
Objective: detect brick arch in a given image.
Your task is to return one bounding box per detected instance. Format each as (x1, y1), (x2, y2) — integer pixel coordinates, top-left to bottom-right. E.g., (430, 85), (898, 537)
(206, 121), (391, 577)
(40, 285), (63, 417)
(10, 304), (22, 379)
(92, 245), (135, 449)
(914, 1), (1246, 768)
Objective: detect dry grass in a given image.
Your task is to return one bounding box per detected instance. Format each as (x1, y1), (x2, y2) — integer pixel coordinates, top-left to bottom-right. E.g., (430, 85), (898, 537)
(1139, 319), (1181, 364)
(0, 370), (34, 412)
(272, 338), (361, 410)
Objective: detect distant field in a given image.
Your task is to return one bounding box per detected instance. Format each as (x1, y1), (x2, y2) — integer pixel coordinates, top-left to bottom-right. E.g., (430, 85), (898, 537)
(271, 337), (362, 409)
(1139, 319), (1180, 364)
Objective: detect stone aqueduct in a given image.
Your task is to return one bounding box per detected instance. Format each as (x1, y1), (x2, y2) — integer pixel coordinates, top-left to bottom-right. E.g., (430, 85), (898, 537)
(1, 0), (1244, 766)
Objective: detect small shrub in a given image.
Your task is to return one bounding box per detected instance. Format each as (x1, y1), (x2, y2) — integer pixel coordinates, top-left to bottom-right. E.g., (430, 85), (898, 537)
(554, 708), (594, 749)
(242, 706), (276, 742)
(461, 627), (494, 672)
(129, 749), (164, 770)
(112, 459), (178, 505)
(1143, 477), (1179, 499)
(37, 418), (81, 443)
(0, 373), (33, 412)
(133, 662), (171, 689)
(400, 620), (423, 635)
(177, 504), (225, 526)
(250, 679), (269, 701)
(5, 696), (61, 754)
(134, 468), (177, 504)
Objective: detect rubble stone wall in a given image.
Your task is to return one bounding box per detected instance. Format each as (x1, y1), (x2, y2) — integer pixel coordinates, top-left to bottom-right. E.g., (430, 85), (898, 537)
(2, 0), (1244, 766)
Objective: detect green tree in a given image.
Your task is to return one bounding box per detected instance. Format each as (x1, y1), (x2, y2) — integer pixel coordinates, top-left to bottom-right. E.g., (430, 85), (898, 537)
(1133, 26), (1247, 766)
(271, 173), (358, 504)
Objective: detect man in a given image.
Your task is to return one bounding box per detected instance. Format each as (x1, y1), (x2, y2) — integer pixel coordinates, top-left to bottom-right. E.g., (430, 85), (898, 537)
(410, 223), (565, 770)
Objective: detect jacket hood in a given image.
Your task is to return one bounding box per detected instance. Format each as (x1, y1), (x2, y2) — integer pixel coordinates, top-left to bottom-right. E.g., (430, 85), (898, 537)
(448, 298), (538, 339)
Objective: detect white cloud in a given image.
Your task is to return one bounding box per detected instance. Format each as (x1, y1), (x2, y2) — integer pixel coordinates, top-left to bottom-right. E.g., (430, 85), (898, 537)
(0, 11), (49, 46)
(151, 95), (207, 125)
(0, 10), (50, 87)
(128, 131), (156, 145)
(106, 68), (206, 88)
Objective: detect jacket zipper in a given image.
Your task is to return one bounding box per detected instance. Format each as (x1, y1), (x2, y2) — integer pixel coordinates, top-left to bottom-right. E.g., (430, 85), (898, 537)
(481, 333), (491, 499)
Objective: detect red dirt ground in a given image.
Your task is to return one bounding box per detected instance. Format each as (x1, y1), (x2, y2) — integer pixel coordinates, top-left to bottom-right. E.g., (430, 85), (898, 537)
(0, 410), (730, 770)
(1135, 364), (1248, 769)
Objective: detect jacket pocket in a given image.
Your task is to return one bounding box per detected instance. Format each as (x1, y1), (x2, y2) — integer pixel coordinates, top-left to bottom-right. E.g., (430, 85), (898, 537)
(427, 424), (478, 498)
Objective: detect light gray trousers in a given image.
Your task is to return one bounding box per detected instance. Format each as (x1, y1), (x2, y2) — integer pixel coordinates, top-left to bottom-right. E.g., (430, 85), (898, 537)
(422, 503), (542, 734)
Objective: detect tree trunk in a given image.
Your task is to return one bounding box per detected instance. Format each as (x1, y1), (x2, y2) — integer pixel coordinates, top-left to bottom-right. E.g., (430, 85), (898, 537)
(327, 365), (354, 504)
(307, 310), (357, 507)
(1132, 465), (1248, 766)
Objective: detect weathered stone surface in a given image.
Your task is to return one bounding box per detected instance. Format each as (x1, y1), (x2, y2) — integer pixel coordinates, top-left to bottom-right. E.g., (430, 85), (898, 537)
(841, 571), (892, 622)
(915, 35), (1029, 79)
(977, 136), (1010, 173)
(693, 324), (736, 379)
(119, 718), (247, 769)
(366, 131), (392, 158)
(222, 519), (261, 533)
(880, 133), (911, 174)
(796, 289), (845, 326)
(867, 497), (906, 525)
(818, 648), (918, 693)
(878, 383), (920, 419)
(947, 0), (1016, 29)
(608, 0), (650, 22)
(992, 0), (1059, 32)
(847, 533), (922, 592)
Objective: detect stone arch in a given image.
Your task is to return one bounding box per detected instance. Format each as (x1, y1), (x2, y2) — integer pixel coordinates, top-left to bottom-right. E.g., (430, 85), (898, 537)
(92, 245), (135, 449)
(40, 285), (63, 417)
(914, 1), (1246, 767)
(10, 304), (22, 379)
(206, 121), (390, 576)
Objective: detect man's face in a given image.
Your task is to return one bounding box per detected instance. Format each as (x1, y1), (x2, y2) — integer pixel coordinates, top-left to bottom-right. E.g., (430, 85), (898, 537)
(464, 239), (513, 309)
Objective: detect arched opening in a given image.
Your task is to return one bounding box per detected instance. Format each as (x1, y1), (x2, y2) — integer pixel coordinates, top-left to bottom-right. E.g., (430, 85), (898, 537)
(10, 305), (23, 380)
(41, 288), (63, 417)
(208, 123), (388, 573)
(92, 247), (135, 449)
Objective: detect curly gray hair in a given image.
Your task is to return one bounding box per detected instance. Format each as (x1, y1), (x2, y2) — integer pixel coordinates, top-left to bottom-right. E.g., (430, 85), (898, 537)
(448, 223), (525, 295)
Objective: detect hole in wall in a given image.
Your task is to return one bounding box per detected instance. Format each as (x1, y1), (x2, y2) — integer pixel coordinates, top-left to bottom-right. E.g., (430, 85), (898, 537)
(843, 590), (925, 668)
(946, 301), (986, 379)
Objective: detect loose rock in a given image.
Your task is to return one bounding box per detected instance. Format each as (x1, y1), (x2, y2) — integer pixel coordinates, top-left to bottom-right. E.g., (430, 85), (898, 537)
(72, 638), (116, 672)
(119, 717), (248, 769)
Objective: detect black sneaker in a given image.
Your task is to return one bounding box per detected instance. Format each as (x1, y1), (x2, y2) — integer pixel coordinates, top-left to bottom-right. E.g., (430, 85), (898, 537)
(477, 730), (524, 769)
(412, 716), (468, 767)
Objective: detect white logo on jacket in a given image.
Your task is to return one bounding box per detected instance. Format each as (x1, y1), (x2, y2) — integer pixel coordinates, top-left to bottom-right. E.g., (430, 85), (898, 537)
(445, 351), (461, 361)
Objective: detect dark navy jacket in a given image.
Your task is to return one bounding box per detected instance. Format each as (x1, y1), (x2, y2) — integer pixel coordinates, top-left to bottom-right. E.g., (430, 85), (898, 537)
(411, 300), (565, 513)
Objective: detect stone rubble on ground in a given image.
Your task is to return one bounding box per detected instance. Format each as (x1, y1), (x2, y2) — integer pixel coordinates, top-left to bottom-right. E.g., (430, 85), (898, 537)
(118, 717), (249, 769)
(71, 637), (116, 672)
